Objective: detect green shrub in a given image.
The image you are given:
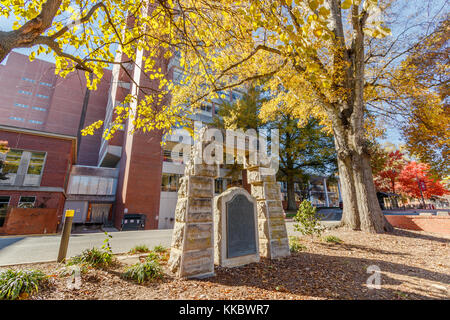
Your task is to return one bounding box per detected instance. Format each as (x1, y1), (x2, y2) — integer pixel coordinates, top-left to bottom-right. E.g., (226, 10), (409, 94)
(129, 244), (150, 255)
(0, 269), (47, 300)
(122, 260), (163, 284)
(323, 235), (343, 244)
(153, 245), (167, 253)
(67, 247), (113, 269)
(289, 236), (307, 252)
(145, 251), (160, 262)
(293, 200), (324, 239)
(66, 232), (114, 269)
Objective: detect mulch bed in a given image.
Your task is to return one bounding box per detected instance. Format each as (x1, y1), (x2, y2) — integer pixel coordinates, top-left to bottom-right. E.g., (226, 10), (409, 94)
(1, 228), (449, 300)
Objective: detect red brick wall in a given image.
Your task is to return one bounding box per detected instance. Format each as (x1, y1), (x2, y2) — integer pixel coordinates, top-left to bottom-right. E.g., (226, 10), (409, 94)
(0, 52), (111, 167)
(386, 215), (450, 235)
(114, 131), (163, 230)
(111, 45), (169, 230)
(0, 52), (56, 132)
(1, 130), (74, 188)
(0, 208), (59, 235)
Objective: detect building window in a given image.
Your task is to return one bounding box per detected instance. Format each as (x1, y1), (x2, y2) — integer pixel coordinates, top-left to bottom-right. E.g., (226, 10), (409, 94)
(39, 82), (52, 87)
(36, 94), (49, 99)
(18, 196), (35, 208)
(200, 103), (212, 113)
(215, 178), (224, 194)
(2, 149), (23, 174)
(9, 116), (24, 122)
(32, 107), (46, 112)
(28, 119), (43, 124)
(163, 149), (183, 163)
(173, 69), (184, 85)
(27, 152), (46, 175)
(22, 77), (35, 83)
(0, 196), (9, 227)
(18, 90), (32, 95)
(14, 103), (29, 108)
(161, 173), (181, 192)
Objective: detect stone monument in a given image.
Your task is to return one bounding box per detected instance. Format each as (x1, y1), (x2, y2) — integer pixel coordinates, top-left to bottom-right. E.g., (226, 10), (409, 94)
(168, 127), (290, 279)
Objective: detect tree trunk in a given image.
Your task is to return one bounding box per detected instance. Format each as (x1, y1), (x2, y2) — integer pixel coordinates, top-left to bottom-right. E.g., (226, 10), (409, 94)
(336, 152), (360, 230)
(334, 133), (393, 233)
(286, 175), (297, 211)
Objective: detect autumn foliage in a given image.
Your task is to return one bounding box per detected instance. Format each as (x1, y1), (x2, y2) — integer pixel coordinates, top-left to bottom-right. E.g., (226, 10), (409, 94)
(396, 162), (449, 199)
(373, 150), (405, 194)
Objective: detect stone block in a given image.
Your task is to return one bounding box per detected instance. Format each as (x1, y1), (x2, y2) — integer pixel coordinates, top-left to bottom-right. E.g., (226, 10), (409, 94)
(259, 238), (290, 259)
(269, 217), (288, 240)
(177, 177), (188, 198)
(257, 200), (284, 220)
(246, 167), (276, 184)
(170, 222), (185, 250)
(187, 176), (214, 198)
(185, 223), (213, 251)
(186, 162), (219, 178)
(168, 248), (182, 273)
(258, 238), (271, 258)
(269, 238), (290, 259)
(251, 182), (282, 201)
(181, 248), (214, 278)
(175, 198), (213, 223)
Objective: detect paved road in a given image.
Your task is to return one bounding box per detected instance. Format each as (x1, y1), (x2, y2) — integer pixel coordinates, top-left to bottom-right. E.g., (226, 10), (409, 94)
(0, 229), (173, 266)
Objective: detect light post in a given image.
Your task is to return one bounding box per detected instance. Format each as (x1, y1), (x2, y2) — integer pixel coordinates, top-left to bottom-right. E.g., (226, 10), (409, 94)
(416, 173), (426, 209)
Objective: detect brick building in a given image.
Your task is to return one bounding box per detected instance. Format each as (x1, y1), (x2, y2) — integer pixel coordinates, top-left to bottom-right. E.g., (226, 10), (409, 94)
(0, 52), (111, 234)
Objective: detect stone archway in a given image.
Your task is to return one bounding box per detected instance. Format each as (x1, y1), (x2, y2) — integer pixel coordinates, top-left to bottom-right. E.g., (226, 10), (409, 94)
(168, 128), (290, 278)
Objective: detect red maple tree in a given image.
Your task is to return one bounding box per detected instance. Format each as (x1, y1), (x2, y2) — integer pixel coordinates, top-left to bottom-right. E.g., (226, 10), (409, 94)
(373, 150), (405, 194)
(396, 161), (449, 199)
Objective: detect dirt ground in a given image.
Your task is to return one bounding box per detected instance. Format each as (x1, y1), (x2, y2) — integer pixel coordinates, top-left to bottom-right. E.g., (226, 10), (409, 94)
(2, 227), (449, 300)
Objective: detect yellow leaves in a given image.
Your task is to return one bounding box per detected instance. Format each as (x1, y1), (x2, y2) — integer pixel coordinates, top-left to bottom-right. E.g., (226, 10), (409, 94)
(364, 25), (392, 39)
(313, 28), (323, 37)
(82, 120), (104, 136)
(309, 0), (320, 11)
(341, 0), (352, 10)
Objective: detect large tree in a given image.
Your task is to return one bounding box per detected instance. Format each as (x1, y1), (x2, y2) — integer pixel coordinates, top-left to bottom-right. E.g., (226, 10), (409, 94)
(397, 161), (449, 200)
(390, 18), (449, 177)
(214, 86), (337, 211)
(1, 1), (445, 233)
(265, 109), (337, 211)
(372, 148), (405, 194)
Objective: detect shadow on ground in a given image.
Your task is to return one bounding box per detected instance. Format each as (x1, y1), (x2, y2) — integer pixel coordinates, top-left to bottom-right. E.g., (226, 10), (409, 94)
(204, 252), (449, 300)
(0, 237), (25, 251)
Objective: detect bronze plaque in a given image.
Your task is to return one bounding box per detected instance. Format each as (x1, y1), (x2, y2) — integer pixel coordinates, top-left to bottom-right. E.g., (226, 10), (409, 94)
(226, 194), (256, 258)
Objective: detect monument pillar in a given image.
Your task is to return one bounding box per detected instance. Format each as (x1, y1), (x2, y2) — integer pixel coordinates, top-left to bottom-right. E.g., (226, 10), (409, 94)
(246, 165), (290, 259)
(168, 131), (219, 278)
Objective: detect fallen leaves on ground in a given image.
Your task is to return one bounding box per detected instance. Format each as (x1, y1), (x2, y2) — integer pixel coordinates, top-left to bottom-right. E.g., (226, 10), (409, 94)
(1, 228), (448, 300)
